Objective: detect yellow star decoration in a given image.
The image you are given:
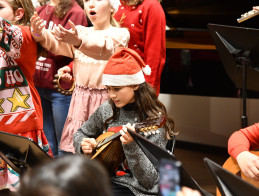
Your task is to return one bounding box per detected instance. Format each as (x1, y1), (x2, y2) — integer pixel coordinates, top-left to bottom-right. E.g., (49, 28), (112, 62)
(7, 88), (30, 112)
(0, 98), (4, 113)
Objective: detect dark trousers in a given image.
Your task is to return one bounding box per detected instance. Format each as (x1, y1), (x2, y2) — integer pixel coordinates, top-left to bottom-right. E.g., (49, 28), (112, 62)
(112, 182), (135, 196)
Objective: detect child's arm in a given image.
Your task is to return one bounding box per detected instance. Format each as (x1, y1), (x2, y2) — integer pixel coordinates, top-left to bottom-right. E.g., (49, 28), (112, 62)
(76, 26), (130, 60)
(30, 12), (75, 58)
(53, 20), (82, 48)
(73, 104), (105, 154)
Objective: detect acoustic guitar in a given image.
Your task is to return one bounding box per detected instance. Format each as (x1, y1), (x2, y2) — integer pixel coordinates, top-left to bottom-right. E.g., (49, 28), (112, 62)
(88, 114), (167, 176)
(216, 151), (259, 196)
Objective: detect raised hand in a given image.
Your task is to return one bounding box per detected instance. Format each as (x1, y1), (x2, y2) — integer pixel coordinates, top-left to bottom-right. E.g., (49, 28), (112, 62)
(53, 20), (82, 47)
(236, 151), (259, 180)
(30, 12), (45, 36)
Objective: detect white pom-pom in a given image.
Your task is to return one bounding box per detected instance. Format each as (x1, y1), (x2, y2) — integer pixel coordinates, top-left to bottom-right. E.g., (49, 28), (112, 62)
(109, 0), (121, 13)
(142, 65), (151, 75)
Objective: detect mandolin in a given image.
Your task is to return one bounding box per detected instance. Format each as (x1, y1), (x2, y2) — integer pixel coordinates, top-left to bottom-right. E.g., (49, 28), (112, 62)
(216, 151), (259, 196)
(237, 9), (259, 23)
(88, 114), (167, 176)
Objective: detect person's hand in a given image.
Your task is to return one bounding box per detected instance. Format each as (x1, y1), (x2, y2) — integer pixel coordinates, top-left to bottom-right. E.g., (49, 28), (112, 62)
(30, 12), (45, 36)
(81, 138), (97, 154)
(236, 151), (259, 180)
(57, 66), (73, 83)
(253, 6), (259, 11)
(120, 123), (134, 145)
(53, 20), (82, 47)
(176, 187), (201, 196)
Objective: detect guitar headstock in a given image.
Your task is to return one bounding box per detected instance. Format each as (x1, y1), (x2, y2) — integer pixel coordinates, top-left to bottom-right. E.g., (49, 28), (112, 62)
(134, 113), (167, 136)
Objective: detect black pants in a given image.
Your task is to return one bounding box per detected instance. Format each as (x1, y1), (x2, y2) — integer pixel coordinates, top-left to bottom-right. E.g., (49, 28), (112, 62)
(112, 182), (135, 196)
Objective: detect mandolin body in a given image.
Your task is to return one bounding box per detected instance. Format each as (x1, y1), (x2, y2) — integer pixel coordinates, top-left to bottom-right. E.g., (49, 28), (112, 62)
(90, 131), (125, 176)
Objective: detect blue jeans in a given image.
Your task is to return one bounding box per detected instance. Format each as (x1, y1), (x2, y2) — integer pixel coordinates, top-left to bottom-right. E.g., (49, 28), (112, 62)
(36, 87), (71, 157)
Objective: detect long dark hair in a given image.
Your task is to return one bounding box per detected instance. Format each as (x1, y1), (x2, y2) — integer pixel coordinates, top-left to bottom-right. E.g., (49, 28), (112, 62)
(104, 82), (176, 139)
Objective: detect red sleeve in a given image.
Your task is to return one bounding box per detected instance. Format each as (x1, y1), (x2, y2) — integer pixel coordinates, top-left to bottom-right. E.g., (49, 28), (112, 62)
(67, 61), (73, 71)
(228, 123), (259, 159)
(143, 2), (166, 95)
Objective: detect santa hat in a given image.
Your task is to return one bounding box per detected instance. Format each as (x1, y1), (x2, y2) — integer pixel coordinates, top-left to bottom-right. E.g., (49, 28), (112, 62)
(102, 47), (151, 86)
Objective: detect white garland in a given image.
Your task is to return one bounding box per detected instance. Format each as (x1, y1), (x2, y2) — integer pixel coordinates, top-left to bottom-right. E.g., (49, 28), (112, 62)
(109, 0), (121, 13)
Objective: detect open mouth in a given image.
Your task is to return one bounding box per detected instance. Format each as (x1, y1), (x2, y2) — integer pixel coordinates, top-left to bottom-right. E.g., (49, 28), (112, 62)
(90, 11), (96, 15)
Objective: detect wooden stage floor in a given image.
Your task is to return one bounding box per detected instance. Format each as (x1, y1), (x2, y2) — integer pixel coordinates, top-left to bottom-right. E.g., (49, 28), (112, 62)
(174, 141), (229, 195)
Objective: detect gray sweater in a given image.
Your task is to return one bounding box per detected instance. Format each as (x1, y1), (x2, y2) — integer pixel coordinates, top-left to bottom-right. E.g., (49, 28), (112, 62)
(73, 101), (168, 196)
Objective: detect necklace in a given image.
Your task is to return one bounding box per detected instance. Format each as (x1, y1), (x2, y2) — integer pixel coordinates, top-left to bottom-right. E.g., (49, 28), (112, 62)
(45, 4), (54, 15)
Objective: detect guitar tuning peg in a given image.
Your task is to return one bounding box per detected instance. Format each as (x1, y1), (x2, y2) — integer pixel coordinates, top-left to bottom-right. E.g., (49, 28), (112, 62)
(152, 130), (156, 135)
(156, 130), (160, 134)
(144, 132), (148, 136)
(151, 126), (157, 130)
(148, 131), (152, 135)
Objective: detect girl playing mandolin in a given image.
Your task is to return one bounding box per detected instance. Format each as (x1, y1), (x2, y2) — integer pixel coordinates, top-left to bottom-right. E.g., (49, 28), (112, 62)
(73, 47), (176, 196)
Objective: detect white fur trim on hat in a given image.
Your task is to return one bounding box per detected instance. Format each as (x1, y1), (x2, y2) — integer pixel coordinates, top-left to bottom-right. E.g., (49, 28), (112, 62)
(103, 70), (145, 86)
(142, 65), (151, 75)
(109, 0), (121, 13)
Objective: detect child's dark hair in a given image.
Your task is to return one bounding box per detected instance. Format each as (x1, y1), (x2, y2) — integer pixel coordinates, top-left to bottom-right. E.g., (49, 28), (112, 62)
(19, 155), (112, 196)
(104, 82), (176, 140)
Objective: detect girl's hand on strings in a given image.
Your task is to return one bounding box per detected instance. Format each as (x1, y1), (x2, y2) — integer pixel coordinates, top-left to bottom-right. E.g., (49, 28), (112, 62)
(120, 123), (134, 145)
(81, 138), (97, 154)
(30, 12), (45, 36)
(54, 20), (82, 47)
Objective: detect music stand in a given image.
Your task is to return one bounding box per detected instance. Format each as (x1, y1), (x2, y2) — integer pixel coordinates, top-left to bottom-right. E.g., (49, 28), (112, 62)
(0, 131), (52, 174)
(208, 23), (259, 128)
(127, 130), (213, 196)
(204, 157), (259, 196)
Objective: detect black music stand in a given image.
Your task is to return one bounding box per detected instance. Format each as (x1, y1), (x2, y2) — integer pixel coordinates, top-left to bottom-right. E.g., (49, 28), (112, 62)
(204, 158), (259, 196)
(127, 130), (212, 196)
(0, 131), (52, 175)
(208, 23), (259, 128)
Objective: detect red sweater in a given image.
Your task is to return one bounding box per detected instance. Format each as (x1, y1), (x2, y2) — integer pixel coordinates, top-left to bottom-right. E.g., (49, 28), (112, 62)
(0, 19), (43, 134)
(114, 0), (166, 95)
(33, 0), (87, 89)
(228, 123), (259, 159)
